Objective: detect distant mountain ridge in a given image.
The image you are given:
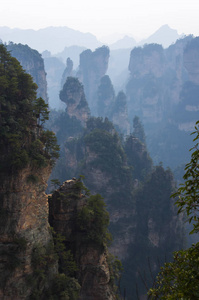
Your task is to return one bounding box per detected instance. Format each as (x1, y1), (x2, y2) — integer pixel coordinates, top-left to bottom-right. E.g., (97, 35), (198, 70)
(0, 26), (102, 54)
(139, 24), (182, 48)
(108, 25), (182, 50)
(0, 25), (184, 55)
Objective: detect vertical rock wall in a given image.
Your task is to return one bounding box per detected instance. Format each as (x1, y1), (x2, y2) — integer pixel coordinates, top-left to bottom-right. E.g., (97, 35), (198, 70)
(49, 179), (116, 300)
(0, 166), (56, 299)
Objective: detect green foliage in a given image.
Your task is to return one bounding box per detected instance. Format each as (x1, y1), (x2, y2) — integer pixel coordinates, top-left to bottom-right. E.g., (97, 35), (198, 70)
(124, 132), (152, 181)
(30, 242), (57, 299)
(148, 121), (199, 299)
(49, 274), (80, 300)
(29, 229), (80, 300)
(41, 130), (60, 161)
(33, 97), (49, 126)
(174, 120), (199, 234)
(84, 128), (126, 174)
(86, 116), (115, 133)
(0, 44), (59, 173)
(148, 243), (199, 299)
(47, 111), (83, 146)
(73, 177), (90, 196)
(51, 228), (78, 276)
(51, 179), (61, 190)
(77, 193), (112, 245)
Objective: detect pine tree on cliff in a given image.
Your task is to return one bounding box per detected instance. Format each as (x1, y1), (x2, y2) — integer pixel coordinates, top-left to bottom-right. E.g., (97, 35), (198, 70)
(0, 44), (59, 174)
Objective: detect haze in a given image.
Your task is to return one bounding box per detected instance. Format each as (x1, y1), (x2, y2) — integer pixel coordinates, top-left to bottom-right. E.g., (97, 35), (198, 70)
(1, 0), (199, 42)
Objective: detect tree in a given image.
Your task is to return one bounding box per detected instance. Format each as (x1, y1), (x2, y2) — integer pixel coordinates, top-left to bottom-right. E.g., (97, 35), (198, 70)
(148, 120), (199, 299)
(0, 44), (59, 172)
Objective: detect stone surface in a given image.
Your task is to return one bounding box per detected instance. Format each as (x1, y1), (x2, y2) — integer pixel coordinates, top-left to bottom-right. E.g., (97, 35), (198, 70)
(49, 179), (116, 300)
(0, 166), (56, 299)
(7, 43), (48, 104)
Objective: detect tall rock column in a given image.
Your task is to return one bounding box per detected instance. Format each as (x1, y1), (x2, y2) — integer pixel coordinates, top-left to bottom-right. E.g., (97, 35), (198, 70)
(0, 166), (57, 299)
(49, 178), (117, 300)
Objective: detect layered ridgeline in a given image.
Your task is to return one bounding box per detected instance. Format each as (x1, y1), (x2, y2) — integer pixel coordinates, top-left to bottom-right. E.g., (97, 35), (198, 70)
(0, 45), (118, 299)
(43, 36), (199, 181)
(48, 76), (184, 299)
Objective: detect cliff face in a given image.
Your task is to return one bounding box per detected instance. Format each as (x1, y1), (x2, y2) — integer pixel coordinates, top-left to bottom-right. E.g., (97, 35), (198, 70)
(0, 166), (56, 299)
(111, 91), (130, 136)
(183, 37), (199, 85)
(53, 116), (184, 298)
(125, 36), (199, 168)
(77, 46), (110, 115)
(0, 45), (60, 299)
(7, 43), (48, 103)
(0, 45), (116, 299)
(61, 57), (75, 88)
(43, 56), (65, 109)
(49, 179), (117, 300)
(60, 77), (90, 126)
(126, 37), (194, 126)
(97, 76), (130, 135)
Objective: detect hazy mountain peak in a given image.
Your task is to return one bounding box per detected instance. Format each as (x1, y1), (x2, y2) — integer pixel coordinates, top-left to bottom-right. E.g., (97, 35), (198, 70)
(109, 35), (137, 50)
(139, 24), (181, 48)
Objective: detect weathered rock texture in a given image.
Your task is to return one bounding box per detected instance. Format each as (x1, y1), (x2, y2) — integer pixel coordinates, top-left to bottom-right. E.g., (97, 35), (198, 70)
(60, 77), (90, 126)
(97, 76), (130, 135)
(111, 91), (130, 135)
(54, 118), (184, 298)
(61, 57), (75, 88)
(49, 178), (116, 300)
(77, 46), (110, 115)
(125, 36), (199, 168)
(43, 56), (65, 109)
(7, 43), (48, 103)
(126, 35), (199, 130)
(0, 166), (56, 299)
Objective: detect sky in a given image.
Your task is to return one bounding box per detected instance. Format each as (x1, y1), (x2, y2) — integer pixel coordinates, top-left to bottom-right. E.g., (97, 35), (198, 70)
(1, 0), (199, 42)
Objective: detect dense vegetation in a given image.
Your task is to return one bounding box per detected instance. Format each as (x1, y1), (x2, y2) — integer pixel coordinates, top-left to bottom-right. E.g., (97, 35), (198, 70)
(148, 121), (199, 299)
(48, 178), (122, 299)
(0, 48), (120, 298)
(48, 110), (184, 298)
(0, 44), (59, 174)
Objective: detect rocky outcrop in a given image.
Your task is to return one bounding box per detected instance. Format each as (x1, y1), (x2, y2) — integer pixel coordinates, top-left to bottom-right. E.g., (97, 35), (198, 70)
(126, 36), (194, 126)
(43, 56), (65, 109)
(61, 57), (75, 88)
(60, 77), (90, 126)
(183, 37), (199, 85)
(111, 91), (130, 135)
(0, 166), (56, 299)
(53, 116), (184, 299)
(97, 75), (115, 118)
(77, 46), (110, 115)
(128, 44), (166, 79)
(49, 178), (116, 300)
(7, 43), (48, 103)
(0, 44), (59, 299)
(97, 76), (130, 135)
(125, 36), (199, 168)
